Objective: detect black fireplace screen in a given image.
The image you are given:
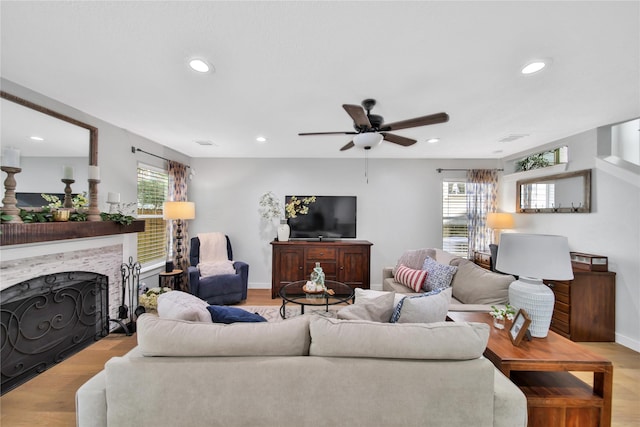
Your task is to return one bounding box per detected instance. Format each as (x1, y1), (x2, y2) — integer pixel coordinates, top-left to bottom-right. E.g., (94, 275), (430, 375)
(1, 271), (109, 395)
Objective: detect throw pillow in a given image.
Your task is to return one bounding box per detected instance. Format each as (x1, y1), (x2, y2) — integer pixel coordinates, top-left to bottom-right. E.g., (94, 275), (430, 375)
(390, 287), (452, 323)
(353, 288), (405, 307)
(449, 258), (515, 305)
(422, 256), (458, 291)
(198, 260), (235, 277)
(337, 292), (396, 322)
(392, 248), (437, 275)
(157, 290), (211, 322)
(395, 264), (428, 292)
(207, 305), (267, 324)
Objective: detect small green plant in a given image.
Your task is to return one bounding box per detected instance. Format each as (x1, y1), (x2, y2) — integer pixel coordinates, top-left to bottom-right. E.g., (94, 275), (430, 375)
(100, 212), (135, 225)
(516, 153), (551, 172)
(19, 208), (53, 223)
(490, 304), (516, 321)
(1, 211), (13, 222)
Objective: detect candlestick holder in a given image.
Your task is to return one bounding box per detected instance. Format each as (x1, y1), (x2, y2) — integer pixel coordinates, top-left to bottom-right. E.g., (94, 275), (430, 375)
(1, 166), (23, 223)
(62, 178), (75, 208)
(87, 178), (101, 221)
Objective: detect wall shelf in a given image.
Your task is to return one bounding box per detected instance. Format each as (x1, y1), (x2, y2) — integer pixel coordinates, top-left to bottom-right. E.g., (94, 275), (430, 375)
(0, 220), (145, 246)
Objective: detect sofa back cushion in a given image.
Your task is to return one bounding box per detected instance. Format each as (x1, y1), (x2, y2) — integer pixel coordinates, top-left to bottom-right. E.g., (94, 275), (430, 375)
(392, 248), (436, 275)
(137, 313), (310, 356)
(450, 258), (515, 305)
(309, 316), (489, 360)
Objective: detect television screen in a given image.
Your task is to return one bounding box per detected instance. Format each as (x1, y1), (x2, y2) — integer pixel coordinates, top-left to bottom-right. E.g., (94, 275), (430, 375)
(285, 196), (356, 239)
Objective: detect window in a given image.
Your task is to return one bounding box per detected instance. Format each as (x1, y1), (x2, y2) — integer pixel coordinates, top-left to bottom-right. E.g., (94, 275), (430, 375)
(442, 181), (468, 258)
(137, 165), (169, 265)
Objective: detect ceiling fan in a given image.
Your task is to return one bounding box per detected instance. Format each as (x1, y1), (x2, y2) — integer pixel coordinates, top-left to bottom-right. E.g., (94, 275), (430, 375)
(298, 99), (449, 151)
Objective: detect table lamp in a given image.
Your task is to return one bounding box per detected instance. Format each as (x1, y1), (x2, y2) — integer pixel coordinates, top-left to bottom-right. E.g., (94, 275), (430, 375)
(163, 201), (196, 272)
(486, 212), (514, 244)
(495, 233), (573, 338)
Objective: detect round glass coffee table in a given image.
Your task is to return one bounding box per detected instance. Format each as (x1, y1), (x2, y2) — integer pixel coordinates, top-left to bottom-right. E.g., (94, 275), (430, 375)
(279, 280), (355, 319)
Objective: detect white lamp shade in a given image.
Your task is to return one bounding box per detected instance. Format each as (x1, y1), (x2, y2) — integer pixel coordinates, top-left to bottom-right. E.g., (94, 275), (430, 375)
(353, 132), (383, 148)
(163, 201), (196, 220)
(496, 233), (573, 338)
(495, 233), (573, 280)
(486, 212), (514, 230)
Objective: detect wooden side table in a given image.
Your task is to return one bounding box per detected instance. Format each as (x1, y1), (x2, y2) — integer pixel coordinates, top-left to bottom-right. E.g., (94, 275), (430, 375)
(447, 311), (613, 427)
(159, 269), (183, 291)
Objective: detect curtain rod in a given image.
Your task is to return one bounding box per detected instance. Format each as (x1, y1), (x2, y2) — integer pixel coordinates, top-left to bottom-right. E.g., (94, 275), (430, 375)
(436, 168), (504, 173)
(132, 146), (190, 168)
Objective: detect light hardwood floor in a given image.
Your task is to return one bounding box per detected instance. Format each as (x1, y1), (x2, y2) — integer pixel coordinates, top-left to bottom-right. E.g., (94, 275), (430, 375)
(1, 289), (638, 426)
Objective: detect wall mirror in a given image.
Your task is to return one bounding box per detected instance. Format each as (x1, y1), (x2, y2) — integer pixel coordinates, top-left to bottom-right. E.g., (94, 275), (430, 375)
(1, 91), (98, 208)
(516, 169), (591, 213)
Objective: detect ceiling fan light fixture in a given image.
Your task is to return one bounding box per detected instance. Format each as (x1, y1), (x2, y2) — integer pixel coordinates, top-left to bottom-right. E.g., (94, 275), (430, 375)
(353, 132), (383, 149)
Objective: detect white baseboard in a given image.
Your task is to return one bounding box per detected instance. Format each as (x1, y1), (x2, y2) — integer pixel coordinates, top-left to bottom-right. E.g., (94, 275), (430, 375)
(615, 333), (640, 353)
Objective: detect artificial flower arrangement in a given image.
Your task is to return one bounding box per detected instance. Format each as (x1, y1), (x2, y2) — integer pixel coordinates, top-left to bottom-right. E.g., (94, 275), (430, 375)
(259, 192), (316, 220)
(284, 196), (316, 218)
(41, 192), (89, 211)
(490, 304), (516, 321)
(138, 287), (172, 310)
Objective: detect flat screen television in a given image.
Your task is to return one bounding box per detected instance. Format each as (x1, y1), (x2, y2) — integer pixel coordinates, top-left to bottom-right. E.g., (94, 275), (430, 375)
(285, 195), (356, 240)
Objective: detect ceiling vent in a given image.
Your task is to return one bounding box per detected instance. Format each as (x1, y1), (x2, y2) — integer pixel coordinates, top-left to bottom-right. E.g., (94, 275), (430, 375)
(498, 134), (529, 143)
(195, 140), (216, 146)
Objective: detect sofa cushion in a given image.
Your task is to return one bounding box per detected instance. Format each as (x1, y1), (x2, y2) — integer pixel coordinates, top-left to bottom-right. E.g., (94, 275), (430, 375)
(390, 287), (452, 323)
(392, 248), (436, 275)
(395, 264), (428, 292)
(353, 288), (405, 306)
(207, 305), (267, 324)
(337, 291), (396, 322)
(157, 290), (211, 323)
(309, 316), (489, 360)
(422, 256), (458, 291)
(450, 258), (515, 305)
(136, 313), (311, 356)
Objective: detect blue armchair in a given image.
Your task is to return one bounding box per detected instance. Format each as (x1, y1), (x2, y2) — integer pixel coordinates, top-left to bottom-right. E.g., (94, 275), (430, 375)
(188, 236), (248, 305)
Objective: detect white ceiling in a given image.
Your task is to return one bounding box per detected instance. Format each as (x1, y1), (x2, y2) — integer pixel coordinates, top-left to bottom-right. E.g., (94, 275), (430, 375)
(1, 1), (638, 160)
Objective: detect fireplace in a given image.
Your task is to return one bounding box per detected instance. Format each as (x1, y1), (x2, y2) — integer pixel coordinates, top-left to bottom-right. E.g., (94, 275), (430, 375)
(1, 271), (109, 395)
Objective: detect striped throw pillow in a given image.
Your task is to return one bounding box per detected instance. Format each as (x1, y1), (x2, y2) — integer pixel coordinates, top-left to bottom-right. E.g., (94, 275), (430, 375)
(395, 264), (428, 292)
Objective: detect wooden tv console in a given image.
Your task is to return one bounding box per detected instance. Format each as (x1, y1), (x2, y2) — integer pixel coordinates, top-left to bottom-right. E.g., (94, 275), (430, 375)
(270, 240), (372, 299)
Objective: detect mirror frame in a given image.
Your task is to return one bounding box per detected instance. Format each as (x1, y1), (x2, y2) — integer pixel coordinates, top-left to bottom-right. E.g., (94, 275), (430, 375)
(1, 91), (98, 166)
(516, 169), (591, 213)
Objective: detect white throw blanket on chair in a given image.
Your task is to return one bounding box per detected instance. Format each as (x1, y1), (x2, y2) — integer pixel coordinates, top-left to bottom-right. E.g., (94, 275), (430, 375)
(197, 232), (235, 277)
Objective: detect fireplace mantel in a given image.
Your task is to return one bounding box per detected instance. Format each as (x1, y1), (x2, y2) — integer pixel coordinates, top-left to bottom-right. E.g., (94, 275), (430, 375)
(0, 220), (145, 246)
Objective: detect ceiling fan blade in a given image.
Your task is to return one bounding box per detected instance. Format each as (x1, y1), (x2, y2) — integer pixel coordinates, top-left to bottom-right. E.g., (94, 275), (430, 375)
(381, 133), (417, 147)
(340, 141), (355, 151)
(381, 112), (449, 131)
(343, 104), (371, 129)
(298, 131), (358, 136)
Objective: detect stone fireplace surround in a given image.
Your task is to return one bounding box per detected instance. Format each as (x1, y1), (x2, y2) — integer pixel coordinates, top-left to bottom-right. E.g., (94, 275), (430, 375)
(1, 234), (134, 326)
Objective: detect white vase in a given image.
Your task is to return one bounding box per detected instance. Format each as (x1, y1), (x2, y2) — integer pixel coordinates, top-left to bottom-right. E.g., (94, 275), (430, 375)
(277, 220), (290, 242)
(508, 277), (555, 338)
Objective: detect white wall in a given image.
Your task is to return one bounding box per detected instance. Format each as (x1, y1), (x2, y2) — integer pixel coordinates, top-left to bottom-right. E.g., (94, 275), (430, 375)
(188, 157), (498, 291)
(501, 130), (640, 351)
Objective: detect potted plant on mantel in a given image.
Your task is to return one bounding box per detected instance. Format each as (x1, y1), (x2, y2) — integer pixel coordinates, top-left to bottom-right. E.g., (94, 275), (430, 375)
(258, 192), (315, 242)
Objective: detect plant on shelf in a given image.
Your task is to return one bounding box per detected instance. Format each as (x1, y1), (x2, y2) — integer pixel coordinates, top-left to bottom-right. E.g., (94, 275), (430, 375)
(100, 212), (135, 225)
(515, 153), (551, 172)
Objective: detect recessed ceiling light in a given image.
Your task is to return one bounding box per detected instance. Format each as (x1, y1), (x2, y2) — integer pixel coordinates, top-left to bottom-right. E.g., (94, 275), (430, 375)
(256, 136), (267, 143)
(427, 138), (439, 144)
(521, 60), (547, 75)
(188, 58), (212, 73)
(30, 136), (44, 141)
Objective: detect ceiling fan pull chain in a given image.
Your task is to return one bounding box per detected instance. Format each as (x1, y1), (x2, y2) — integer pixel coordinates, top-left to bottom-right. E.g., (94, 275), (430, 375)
(364, 151), (369, 184)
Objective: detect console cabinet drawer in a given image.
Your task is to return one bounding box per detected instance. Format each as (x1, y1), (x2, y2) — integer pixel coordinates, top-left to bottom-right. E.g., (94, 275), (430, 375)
(306, 247), (337, 260)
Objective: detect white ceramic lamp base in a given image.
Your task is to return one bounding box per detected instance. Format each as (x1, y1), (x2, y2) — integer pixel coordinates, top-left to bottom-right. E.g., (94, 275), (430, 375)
(508, 277), (555, 338)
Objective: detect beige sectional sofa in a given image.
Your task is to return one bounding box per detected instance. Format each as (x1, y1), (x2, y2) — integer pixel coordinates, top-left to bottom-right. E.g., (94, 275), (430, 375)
(383, 248), (515, 311)
(77, 313), (527, 427)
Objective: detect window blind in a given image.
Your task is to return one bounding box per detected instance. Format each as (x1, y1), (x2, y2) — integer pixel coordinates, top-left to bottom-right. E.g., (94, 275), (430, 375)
(442, 181), (469, 258)
(137, 165), (169, 265)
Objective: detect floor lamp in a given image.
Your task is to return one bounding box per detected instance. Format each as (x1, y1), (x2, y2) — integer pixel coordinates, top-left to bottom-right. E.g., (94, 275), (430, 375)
(163, 201), (196, 273)
(495, 233), (573, 338)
